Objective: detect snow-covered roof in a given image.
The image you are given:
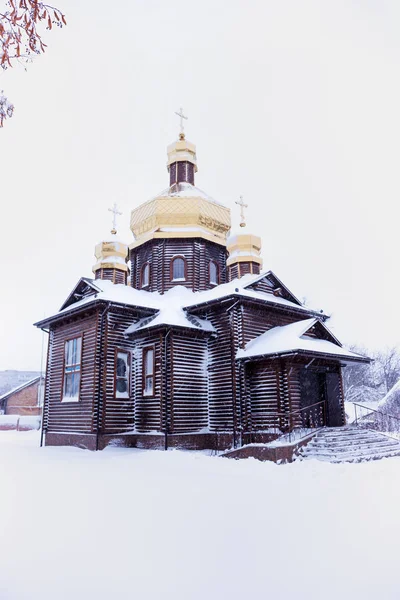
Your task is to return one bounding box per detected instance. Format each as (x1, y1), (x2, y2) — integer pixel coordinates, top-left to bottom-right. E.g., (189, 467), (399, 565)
(236, 318), (368, 363)
(60, 279), (161, 314)
(125, 288), (216, 334)
(0, 376), (41, 403)
(184, 272), (320, 315)
(36, 271), (324, 329)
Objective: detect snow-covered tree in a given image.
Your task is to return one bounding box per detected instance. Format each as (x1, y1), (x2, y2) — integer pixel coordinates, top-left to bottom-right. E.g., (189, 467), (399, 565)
(0, 0), (66, 126)
(343, 345), (400, 405)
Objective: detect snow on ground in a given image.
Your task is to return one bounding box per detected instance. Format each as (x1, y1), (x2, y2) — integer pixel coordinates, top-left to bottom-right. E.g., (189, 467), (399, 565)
(1, 432), (400, 600)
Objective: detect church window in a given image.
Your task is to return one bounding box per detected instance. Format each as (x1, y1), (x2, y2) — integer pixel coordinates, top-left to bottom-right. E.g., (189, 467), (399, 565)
(209, 261), (219, 285)
(141, 263), (150, 288)
(115, 350), (130, 398)
(143, 347), (155, 397)
(171, 256), (186, 281)
(62, 337), (82, 401)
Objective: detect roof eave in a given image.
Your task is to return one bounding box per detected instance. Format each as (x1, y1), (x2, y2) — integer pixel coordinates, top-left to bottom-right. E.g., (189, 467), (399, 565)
(186, 293), (327, 319)
(236, 349), (371, 364)
(125, 323), (217, 337)
(34, 300), (157, 329)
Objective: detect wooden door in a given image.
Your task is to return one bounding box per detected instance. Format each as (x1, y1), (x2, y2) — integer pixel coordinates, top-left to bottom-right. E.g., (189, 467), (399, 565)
(325, 372), (343, 427)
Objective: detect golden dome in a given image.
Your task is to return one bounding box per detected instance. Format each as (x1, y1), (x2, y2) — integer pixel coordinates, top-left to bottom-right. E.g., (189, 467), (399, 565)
(130, 182), (231, 249)
(227, 233), (263, 267)
(92, 236), (129, 274)
(167, 133), (198, 172)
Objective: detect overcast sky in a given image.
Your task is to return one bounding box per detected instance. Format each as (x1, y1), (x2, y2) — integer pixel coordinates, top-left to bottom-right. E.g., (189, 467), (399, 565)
(1, 0), (399, 371)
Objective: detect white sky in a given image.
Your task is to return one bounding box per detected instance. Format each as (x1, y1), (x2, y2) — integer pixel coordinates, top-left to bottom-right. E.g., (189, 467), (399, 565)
(1, 0), (399, 371)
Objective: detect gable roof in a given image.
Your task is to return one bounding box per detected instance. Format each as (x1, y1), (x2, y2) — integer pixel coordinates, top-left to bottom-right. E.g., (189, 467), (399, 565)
(0, 376), (41, 403)
(243, 271), (303, 306)
(236, 318), (369, 364)
(184, 272), (326, 318)
(59, 278), (102, 311)
(35, 270), (327, 330)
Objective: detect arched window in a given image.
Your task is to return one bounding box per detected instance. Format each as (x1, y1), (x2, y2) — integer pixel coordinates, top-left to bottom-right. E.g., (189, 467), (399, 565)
(141, 263), (150, 288)
(171, 256), (186, 281)
(209, 260), (219, 285)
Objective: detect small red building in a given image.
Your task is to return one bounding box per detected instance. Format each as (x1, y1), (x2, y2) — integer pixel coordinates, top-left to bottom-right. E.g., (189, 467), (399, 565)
(0, 377), (43, 417)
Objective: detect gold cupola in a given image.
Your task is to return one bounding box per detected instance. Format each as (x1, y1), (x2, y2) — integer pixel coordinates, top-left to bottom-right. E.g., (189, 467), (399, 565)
(227, 197), (263, 279)
(130, 116), (231, 250)
(93, 204), (129, 285)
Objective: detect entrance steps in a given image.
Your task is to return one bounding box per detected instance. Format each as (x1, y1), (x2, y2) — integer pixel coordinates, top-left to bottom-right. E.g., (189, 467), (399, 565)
(297, 426), (400, 463)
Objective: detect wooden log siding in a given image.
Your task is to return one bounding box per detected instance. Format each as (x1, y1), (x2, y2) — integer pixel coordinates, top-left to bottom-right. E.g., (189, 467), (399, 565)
(204, 306), (235, 431)
(42, 329), (53, 433)
(229, 263), (240, 281)
(130, 238), (228, 294)
(248, 276), (276, 295)
(46, 314), (98, 434)
(95, 268), (127, 285)
(101, 309), (139, 434)
(246, 363), (281, 430)
(170, 332), (209, 433)
(133, 333), (162, 432)
(241, 304), (302, 346)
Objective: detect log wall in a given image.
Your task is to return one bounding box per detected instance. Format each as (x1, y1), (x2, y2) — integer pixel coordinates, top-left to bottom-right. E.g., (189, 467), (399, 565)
(170, 332), (208, 433)
(45, 312), (99, 434)
(130, 238), (228, 293)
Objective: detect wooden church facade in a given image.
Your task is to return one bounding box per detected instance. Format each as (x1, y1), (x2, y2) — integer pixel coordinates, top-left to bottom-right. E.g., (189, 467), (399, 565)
(36, 129), (367, 451)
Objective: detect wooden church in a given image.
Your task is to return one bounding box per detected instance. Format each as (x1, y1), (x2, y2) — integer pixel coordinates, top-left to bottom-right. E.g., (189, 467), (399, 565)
(35, 117), (368, 452)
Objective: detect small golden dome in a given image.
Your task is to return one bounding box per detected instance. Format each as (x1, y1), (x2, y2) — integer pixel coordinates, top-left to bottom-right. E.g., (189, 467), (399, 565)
(92, 235), (129, 275)
(227, 233), (263, 267)
(167, 134), (198, 173)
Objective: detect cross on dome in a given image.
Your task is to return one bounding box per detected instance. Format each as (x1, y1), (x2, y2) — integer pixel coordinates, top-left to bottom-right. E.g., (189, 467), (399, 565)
(235, 196), (248, 228)
(175, 107), (188, 135)
(108, 202), (122, 235)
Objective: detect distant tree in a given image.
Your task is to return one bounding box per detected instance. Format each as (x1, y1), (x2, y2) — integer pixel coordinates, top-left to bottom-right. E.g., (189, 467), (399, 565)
(343, 344), (400, 404)
(342, 345), (381, 404)
(0, 0), (66, 126)
(374, 347), (400, 394)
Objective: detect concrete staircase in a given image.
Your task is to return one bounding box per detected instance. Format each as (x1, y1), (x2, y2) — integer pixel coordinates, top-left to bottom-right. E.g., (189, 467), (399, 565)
(297, 426), (400, 463)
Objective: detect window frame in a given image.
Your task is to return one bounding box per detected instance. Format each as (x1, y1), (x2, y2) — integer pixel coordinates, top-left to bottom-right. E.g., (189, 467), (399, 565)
(142, 345), (156, 398)
(209, 260), (219, 286)
(114, 348), (131, 399)
(61, 335), (83, 403)
(140, 262), (150, 288)
(170, 255), (187, 282)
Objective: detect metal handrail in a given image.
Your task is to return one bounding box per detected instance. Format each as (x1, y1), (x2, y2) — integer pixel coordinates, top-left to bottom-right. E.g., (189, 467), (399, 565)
(352, 402), (400, 442)
(247, 400), (327, 444)
(352, 402), (400, 425)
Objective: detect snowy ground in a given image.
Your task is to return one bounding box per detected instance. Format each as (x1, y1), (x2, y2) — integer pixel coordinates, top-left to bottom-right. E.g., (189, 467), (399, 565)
(1, 432), (400, 600)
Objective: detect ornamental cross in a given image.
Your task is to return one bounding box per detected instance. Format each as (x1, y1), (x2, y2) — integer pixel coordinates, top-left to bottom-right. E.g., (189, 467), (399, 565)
(175, 107), (188, 134)
(108, 202), (122, 233)
(235, 195), (248, 227)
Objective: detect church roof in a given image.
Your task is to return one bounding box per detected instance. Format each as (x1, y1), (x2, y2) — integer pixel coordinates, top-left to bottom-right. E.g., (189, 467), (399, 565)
(236, 318), (369, 364)
(185, 271), (325, 318)
(124, 288), (216, 335)
(34, 271), (326, 329)
(153, 182), (223, 206)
